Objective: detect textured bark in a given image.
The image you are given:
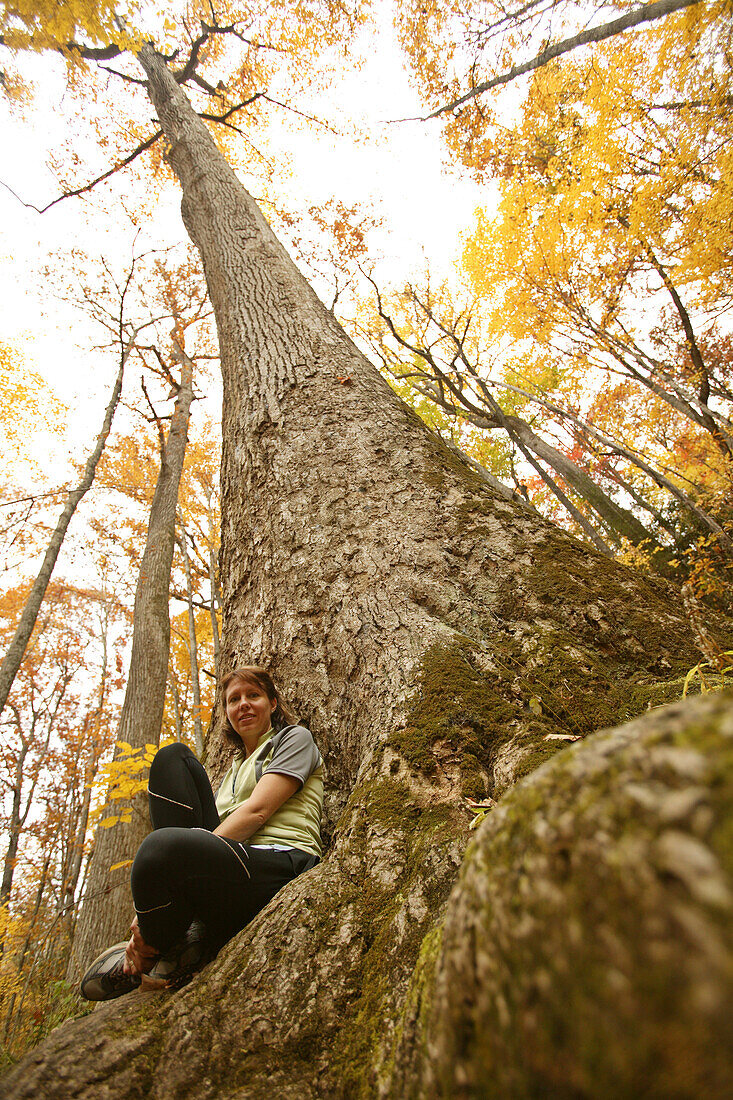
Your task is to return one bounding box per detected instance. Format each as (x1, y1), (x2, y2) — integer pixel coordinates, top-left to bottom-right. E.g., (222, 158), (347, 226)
(69, 362), (195, 977)
(5, 47), (732, 1098)
(389, 691), (733, 1098)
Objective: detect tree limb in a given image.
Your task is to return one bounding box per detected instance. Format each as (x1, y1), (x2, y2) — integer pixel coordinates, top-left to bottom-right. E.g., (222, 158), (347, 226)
(429, 0), (706, 118)
(0, 130), (162, 215)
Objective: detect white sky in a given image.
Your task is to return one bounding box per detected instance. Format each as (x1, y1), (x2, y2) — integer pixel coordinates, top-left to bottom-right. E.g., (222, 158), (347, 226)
(0, 19), (493, 471)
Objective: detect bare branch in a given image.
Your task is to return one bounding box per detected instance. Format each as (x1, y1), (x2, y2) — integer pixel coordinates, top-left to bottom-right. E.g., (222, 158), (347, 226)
(0, 490), (69, 509)
(98, 64), (148, 86)
(429, 0), (706, 118)
(0, 130), (162, 215)
(260, 94), (340, 133)
(140, 377), (167, 454)
(201, 92), (265, 128)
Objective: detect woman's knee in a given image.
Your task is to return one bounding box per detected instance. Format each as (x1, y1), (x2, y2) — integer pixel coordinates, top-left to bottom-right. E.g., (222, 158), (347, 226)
(132, 827), (188, 884)
(149, 742), (196, 791)
(150, 741), (192, 773)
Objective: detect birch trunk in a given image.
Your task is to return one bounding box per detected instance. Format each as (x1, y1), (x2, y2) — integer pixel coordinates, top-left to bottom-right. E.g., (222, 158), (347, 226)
(4, 47), (732, 1099)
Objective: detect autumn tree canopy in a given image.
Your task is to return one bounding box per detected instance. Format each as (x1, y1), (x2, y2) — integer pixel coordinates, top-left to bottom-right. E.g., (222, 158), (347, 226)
(362, 0), (732, 604)
(1, 0), (732, 1086)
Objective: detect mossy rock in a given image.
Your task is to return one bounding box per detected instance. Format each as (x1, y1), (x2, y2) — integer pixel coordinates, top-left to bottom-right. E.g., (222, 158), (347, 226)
(388, 691), (733, 1099)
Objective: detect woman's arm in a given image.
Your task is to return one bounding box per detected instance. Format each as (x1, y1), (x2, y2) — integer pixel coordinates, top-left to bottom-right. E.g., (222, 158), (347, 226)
(213, 771), (300, 841)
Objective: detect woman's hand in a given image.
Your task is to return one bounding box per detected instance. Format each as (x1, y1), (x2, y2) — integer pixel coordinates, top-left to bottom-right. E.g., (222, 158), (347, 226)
(123, 916), (159, 976)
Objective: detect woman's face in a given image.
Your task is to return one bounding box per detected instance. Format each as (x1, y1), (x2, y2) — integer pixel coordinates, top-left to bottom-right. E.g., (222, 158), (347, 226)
(225, 678), (276, 741)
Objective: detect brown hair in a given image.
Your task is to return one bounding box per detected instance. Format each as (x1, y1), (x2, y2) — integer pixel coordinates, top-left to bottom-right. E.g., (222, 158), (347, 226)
(219, 666), (297, 756)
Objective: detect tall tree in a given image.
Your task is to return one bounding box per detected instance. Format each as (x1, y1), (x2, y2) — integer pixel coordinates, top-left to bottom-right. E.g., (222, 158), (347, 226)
(69, 313), (197, 973)
(3, 34), (733, 1100)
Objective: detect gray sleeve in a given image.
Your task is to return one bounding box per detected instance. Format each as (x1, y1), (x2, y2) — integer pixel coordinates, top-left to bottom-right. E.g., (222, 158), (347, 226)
(264, 725), (321, 787)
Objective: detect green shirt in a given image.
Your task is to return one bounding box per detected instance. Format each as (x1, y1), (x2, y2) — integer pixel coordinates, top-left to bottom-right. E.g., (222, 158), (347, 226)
(215, 725), (323, 858)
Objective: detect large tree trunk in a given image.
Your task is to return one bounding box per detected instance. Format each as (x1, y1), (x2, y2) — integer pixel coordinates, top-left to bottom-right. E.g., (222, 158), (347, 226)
(69, 359), (195, 976)
(4, 47), (731, 1098)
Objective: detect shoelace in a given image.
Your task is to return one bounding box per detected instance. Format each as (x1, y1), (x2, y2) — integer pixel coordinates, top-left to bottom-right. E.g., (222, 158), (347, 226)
(106, 957), (141, 992)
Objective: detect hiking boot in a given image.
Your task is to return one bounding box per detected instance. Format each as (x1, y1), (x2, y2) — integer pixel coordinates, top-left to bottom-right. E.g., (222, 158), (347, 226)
(148, 920), (210, 991)
(80, 942), (143, 1001)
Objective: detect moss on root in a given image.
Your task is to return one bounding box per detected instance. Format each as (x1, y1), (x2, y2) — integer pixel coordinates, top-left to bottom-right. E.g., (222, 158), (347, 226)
(321, 779), (465, 1099)
(389, 639), (515, 793)
(388, 692), (733, 1099)
(390, 631), (701, 801)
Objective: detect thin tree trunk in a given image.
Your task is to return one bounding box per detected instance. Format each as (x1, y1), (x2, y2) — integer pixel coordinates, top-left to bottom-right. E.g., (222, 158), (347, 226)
(643, 244), (733, 460)
(0, 743), (28, 914)
(57, 606), (113, 969)
(382, 311), (656, 547)
(503, 415), (656, 547)
(168, 671), (184, 741)
(605, 467), (678, 537)
(69, 354), (195, 974)
(178, 526), (204, 754)
(509, 430), (614, 555)
(0, 352), (126, 721)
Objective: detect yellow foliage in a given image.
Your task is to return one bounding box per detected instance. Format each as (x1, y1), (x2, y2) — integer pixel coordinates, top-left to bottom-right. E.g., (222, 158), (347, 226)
(462, 5), (733, 333)
(452, 3), (733, 587)
(0, 342), (66, 457)
(0, 0), (137, 55)
(95, 734), (179, 824)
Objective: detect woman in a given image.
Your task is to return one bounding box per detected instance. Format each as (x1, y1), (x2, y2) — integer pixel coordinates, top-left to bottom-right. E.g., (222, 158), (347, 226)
(81, 666), (323, 1000)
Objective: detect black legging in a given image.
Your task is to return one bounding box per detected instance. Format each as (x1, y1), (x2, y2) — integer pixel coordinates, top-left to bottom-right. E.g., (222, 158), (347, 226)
(130, 743), (318, 955)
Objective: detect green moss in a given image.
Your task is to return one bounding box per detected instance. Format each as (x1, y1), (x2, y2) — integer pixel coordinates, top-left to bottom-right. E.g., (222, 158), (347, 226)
(379, 920), (446, 1094)
(458, 754), (487, 799)
(421, 436), (490, 498)
(390, 639), (515, 785)
(364, 778), (421, 828)
(390, 633), (703, 800)
(321, 775), (466, 1098)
